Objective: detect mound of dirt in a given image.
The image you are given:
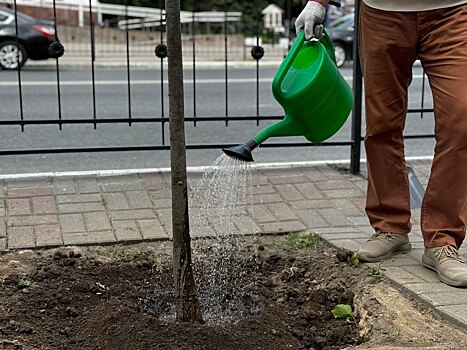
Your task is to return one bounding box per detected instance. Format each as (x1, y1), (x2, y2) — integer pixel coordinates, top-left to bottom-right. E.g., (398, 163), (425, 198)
(0, 236), (466, 350)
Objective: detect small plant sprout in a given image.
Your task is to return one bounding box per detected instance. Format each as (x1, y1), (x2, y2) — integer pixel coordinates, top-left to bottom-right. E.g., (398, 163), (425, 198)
(347, 254), (360, 267)
(17, 276), (30, 289)
(332, 304), (356, 324)
(367, 260), (387, 278)
(284, 231), (319, 250)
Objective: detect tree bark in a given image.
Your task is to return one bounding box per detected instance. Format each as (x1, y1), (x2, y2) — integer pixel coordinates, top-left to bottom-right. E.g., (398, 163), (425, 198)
(166, 0), (203, 323)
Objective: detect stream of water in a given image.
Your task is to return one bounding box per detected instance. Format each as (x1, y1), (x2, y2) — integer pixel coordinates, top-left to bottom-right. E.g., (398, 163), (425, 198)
(190, 154), (260, 325)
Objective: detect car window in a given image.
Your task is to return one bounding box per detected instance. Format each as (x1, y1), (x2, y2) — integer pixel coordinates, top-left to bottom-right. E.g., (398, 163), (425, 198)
(328, 14), (354, 28)
(0, 13), (8, 23)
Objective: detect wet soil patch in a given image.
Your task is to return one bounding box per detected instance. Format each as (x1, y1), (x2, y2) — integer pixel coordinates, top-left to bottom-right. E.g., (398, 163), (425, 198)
(0, 237), (366, 350)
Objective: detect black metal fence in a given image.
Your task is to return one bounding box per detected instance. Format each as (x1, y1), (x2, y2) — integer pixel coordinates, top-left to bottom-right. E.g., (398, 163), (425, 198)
(0, 0), (434, 174)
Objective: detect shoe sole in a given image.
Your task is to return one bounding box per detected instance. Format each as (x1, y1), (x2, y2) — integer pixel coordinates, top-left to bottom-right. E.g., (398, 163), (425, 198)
(358, 243), (412, 263)
(422, 255), (467, 288)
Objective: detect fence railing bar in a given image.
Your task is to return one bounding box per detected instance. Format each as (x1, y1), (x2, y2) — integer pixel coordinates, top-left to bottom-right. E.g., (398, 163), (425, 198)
(224, 0), (229, 126)
(124, 0), (132, 126)
(420, 71), (426, 119)
(158, 0), (165, 145)
(88, 0), (97, 129)
(0, 115), (288, 126)
(51, 0), (63, 130)
(255, 0), (260, 126)
(0, 141), (356, 156)
(13, 0), (24, 132)
(192, 0), (197, 127)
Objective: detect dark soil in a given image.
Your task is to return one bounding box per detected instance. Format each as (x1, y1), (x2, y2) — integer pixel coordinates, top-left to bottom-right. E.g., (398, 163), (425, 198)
(0, 237), (366, 350)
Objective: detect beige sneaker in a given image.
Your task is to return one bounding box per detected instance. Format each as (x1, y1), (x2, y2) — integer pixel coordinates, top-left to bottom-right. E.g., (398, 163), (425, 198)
(357, 230), (412, 262)
(422, 245), (467, 287)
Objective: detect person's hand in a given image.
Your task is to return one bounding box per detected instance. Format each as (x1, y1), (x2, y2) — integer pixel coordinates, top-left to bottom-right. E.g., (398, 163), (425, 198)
(295, 0), (328, 40)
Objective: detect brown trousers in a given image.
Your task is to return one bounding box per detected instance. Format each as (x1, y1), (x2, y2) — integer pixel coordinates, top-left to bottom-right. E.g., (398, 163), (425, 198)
(359, 3), (467, 248)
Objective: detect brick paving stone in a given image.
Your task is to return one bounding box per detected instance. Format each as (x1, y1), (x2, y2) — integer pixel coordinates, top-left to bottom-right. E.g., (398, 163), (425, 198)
(148, 189), (171, 200)
(249, 204), (276, 223)
(126, 191), (153, 209)
(58, 202), (106, 214)
(419, 292), (467, 307)
(35, 225), (63, 247)
(347, 216), (370, 226)
(252, 184), (276, 195)
(250, 174), (269, 186)
(322, 188), (363, 198)
(268, 174), (309, 185)
(437, 305), (467, 327)
(378, 256), (419, 267)
(59, 214), (86, 233)
(140, 173), (169, 190)
(7, 198), (32, 216)
(75, 178), (100, 193)
(313, 226), (360, 234)
(274, 184), (304, 201)
(191, 225), (216, 238)
(315, 180), (356, 190)
(7, 187), (54, 198)
(151, 198), (172, 209)
(327, 239), (362, 252)
(110, 209), (157, 221)
(233, 215), (262, 234)
(303, 168), (326, 182)
(57, 193), (102, 204)
(259, 220), (306, 234)
(252, 193), (283, 204)
(138, 219), (168, 239)
(113, 220), (143, 242)
(382, 266), (425, 285)
(267, 203), (298, 221)
(0, 237), (6, 250)
(32, 197), (57, 215)
(0, 219), (6, 237)
(62, 231), (116, 245)
(294, 183), (323, 200)
(8, 215), (58, 226)
(407, 282), (458, 295)
(103, 192), (130, 210)
(100, 182), (144, 192)
(5, 179), (51, 189)
(155, 209), (172, 232)
(8, 226), (35, 249)
(319, 232), (372, 241)
(318, 208), (351, 227)
(318, 167), (346, 180)
(84, 212), (111, 231)
(53, 179), (77, 194)
(407, 249), (424, 262)
(100, 175), (140, 184)
(329, 198), (365, 216)
(289, 199), (333, 210)
(295, 209), (328, 228)
(401, 265), (439, 283)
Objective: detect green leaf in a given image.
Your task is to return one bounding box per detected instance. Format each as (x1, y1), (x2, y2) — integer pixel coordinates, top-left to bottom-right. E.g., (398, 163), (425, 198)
(332, 304), (353, 319)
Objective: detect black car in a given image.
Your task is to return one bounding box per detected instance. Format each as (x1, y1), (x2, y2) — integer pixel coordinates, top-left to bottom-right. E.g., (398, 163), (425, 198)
(0, 7), (57, 70)
(326, 13), (354, 68)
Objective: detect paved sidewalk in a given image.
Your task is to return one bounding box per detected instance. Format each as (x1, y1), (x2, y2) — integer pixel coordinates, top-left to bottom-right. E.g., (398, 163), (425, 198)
(0, 160), (466, 330)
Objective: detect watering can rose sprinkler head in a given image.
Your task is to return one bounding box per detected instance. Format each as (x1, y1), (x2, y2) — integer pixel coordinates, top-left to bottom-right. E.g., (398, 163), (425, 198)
(222, 139), (258, 162)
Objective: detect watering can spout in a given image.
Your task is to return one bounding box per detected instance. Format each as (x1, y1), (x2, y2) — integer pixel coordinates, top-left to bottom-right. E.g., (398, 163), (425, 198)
(222, 139), (258, 162)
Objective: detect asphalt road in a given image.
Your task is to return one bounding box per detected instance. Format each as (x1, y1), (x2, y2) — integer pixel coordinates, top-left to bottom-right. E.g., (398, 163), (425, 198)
(0, 63), (435, 175)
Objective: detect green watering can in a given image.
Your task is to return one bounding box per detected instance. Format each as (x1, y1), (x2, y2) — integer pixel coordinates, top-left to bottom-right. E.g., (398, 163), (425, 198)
(223, 30), (354, 162)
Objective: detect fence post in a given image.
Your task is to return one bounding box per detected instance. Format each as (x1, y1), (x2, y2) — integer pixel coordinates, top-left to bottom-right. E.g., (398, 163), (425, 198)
(350, 0), (363, 175)
(166, 0), (203, 323)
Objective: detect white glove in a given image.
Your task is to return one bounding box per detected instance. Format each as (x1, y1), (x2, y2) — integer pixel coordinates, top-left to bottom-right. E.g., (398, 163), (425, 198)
(295, 1), (326, 40)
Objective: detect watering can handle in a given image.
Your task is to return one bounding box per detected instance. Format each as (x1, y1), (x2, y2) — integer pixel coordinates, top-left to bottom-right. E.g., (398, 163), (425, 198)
(273, 30), (306, 91)
(273, 30), (336, 95)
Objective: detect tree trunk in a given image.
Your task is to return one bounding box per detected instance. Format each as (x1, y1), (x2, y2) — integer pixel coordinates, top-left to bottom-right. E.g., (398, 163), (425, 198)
(166, 0), (203, 323)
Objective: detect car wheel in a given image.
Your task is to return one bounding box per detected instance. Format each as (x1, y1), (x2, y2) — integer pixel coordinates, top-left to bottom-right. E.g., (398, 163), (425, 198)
(0, 41), (28, 70)
(333, 42), (346, 68)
